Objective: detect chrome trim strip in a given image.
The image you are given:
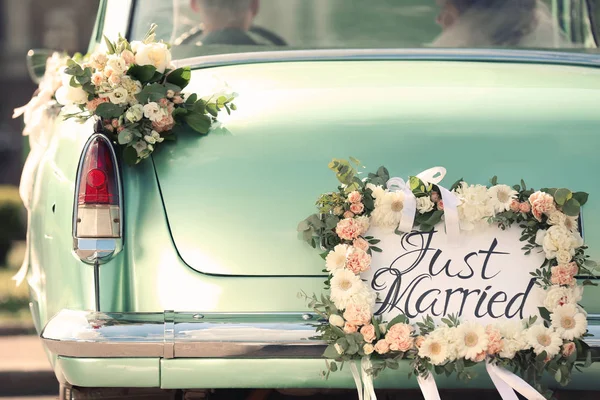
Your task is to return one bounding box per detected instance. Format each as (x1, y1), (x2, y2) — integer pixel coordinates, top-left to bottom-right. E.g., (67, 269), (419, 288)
(174, 49), (600, 70)
(40, 310), (600, 359)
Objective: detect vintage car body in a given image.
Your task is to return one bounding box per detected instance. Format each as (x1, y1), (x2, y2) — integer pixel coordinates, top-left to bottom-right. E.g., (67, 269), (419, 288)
(23, 0), (600, 396)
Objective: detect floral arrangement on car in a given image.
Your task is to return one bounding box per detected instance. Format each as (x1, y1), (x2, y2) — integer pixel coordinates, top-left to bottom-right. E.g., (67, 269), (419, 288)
(15, 24), (236, 166)
(298, 158), (596, 400)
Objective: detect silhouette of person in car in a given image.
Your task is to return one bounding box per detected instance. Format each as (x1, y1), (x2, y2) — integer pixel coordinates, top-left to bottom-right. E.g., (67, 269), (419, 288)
(190, 0), (263, 46)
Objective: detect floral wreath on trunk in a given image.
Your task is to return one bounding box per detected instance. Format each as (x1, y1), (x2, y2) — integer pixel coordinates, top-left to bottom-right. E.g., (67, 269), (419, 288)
(298, 158), (596, 400)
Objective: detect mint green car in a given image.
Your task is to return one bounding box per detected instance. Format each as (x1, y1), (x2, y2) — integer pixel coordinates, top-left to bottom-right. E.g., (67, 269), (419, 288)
(25, 0), (600, 398)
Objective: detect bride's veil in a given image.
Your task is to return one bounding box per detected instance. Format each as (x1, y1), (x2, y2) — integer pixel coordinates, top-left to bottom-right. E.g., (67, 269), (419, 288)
(431, 0), (570, 48)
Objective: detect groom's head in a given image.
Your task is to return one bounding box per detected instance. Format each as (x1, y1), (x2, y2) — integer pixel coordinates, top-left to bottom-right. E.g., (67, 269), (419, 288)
(436, 0), (536, 30)
(191, 0), (260, 33)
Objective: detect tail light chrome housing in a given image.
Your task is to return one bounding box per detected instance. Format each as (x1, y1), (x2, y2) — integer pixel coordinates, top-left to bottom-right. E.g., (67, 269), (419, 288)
(72, 133), (123, 264)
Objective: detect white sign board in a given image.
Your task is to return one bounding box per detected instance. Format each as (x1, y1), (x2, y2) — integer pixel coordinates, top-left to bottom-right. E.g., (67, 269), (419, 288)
(362, 224), (545, 325)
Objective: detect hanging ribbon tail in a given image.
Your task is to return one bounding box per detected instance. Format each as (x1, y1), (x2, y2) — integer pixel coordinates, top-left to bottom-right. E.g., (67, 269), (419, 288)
(387, 177), (416, 234)
(486, 360), (545, 400)
(350, 361), (364, 400)
(438, 186), (461, 247)
(361, 357), (377, 400)
(417, 373), (441, 400)
(416, 167), (447, 186)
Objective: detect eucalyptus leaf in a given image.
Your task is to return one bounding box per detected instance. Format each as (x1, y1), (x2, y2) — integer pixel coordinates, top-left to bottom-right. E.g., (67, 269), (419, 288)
(554, 188), (572, 206)
(572, 192), (589, 206)
(127, 65), (157, 84)
(562, 198), (581, 217)
(184, 113), (212, 134)
(166, 66), (191, 89)
(95, 103), (126, 119)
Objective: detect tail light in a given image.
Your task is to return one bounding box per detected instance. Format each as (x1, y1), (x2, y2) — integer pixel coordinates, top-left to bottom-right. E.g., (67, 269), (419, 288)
(73, 133), (123, 264)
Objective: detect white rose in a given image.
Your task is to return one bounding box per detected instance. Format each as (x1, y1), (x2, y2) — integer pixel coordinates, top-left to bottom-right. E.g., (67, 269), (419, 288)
(363, 344), (374, 355)
(143, 102), (167, 122)
(135, 42), (172, 73)
(416, 196), (435, 214)
(106, 55), (128, 76)
(130, 41), (143, 53)
(55, 84), (88, 106)
(328, 314), (345, 328)
(543, 225), (574, 259)
(556, 250), (572, 265)
(534, 229), (546, 246)
(108, 87), (129, 105)
(125, 104), (144, 122)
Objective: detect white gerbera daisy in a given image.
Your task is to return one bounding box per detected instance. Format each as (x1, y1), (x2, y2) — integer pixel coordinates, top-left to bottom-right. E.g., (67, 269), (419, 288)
(371, 191), (405, 230)
(330, 269), (363, 310)
(419, 332), (449, 365)
(455, 322), (488, 361)
(497, 320), (528, 358)
(488, 184), (518, 213)
(551, 304), (587, 340)
(325, 244), (349, 272)
(526, 325), (562, 357)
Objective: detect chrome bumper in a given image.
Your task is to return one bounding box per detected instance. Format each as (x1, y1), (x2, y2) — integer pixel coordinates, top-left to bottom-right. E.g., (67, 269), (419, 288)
(41, 310), (326, 359)
(41, 310), (600, 359)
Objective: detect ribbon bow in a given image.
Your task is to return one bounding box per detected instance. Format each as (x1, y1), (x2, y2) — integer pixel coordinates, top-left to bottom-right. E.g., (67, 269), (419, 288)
(386, 167), (460, 245)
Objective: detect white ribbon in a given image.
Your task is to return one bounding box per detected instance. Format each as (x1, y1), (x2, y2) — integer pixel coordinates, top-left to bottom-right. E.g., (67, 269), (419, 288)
(417, 373), (442, 400)
(387, 167), (460, 245)
(350, 357), (377, 400)
(486, 359), (545, 400)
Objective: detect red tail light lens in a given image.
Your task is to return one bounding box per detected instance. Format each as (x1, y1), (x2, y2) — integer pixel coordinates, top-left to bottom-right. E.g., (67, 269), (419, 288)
(78, 137), (119, 205)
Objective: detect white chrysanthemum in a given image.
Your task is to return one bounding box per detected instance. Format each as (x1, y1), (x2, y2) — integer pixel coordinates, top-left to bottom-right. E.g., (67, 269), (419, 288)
(419, 331), (450, 365)
(497, 320), (528, 358)
(416, 196), (435, 214)
(551, 304), (587, 340)
(526, 325), (562, 357)
(330, 269), (363, 310)
(371, 191), (405, 230)
(564, 215), (580, 233)
(544, 285), (583, 312)
(455, 322), (488, 361)
(366, 183), (385, 199)
(488, 184), (518, 213)
(454, 183), (495, 231)
(325, 244), (349, 272)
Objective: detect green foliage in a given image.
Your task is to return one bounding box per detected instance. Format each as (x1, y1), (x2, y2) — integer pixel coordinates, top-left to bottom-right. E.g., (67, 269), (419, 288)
(127, 65), (157, 84)
(166, 67), (191, 89)
(95, 103), (126, 119)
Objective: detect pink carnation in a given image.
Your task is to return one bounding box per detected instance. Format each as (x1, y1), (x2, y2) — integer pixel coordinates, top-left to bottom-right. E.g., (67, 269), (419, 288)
(486, 326), (504, 355)
(562, 342), (576, 357)
(353, 238), (370, 252)
(360, 324), (376, 343)
(347, 191), (362, 204)
(152, 115), (175, 133)
(529, 191), (556, 221)
(346, 248), (371, 274)
(374, 339), (390, 354)
(551, 263), (578, 286)
(384, 323), (414, 352)
(350, 203), (365, 215)
(343, 303), (371, 326)
(343, 323), (357, 334)
(473, 351), (487, 362)
(437, 200), (444, 211)
(336, 218), (361, 241)
(86, 97), (108, 112)
(415, 336), (425, 349)
(519, 202), (531, 213)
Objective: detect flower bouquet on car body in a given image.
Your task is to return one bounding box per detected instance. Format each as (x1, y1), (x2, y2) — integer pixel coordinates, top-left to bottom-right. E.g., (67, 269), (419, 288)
(58, 24), (237, 165)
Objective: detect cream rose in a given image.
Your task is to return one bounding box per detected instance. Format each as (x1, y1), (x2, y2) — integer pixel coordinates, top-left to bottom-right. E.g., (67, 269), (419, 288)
(416, 196), (435, 214)
(328, 314), (345, 328)
(55, 84), (88, 106)
(135, 42), (172, 73)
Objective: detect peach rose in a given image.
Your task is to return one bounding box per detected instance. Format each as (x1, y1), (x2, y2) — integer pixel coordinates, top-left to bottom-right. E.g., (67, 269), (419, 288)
(152, 115), (175, 133)
(343, 323), (357, 334)
(121, 50), (135, 65)
(360, 324), (376, 343)
(111, 119), (120, 128)
(415, 336), (425, 349)
(562, 342), (576, 357)
(486, 326), (504, 355)
(437, 200), (444, 211)
(347, 191), (362, 204)
(529, 191), (556, 221)
(350, 203), (364, 215)
(385, 323), (414, 352)
(343, 303), (371, 326)
(374, 339), (390, 354)
(431, 192), (440, 202)
(510, 200), (521, 213)
(346, 248), (371, 274)
(159, 98), (169, 107)
(109, 74), (121, 86)
(86, 97), (108, 112)
(343, 211), (355, 219)
(519, 202), (531, 213)
(336, 218), (362, 241)
(91, 72), (104, 86)
(353, 238), (370, 252)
